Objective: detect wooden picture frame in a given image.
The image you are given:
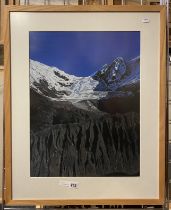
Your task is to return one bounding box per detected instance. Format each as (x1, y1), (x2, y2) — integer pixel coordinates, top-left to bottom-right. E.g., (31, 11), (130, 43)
(4, 5), (166, 206)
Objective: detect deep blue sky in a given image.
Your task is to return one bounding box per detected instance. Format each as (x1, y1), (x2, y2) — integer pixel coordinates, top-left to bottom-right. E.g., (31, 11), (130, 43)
(29, 31), (140, 77)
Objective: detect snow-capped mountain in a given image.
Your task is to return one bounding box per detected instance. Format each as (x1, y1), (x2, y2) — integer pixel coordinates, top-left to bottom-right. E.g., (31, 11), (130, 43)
(30, 60), (107, 101)
(92, 56), (140, 91)
(30, 56), (140, 101)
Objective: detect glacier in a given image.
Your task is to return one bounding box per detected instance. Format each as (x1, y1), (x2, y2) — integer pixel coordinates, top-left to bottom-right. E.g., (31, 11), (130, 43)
(30, 56), (140, 102)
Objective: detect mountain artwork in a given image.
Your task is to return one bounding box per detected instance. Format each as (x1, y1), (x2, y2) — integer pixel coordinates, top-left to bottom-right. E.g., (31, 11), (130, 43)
(30, 31), (140, 177)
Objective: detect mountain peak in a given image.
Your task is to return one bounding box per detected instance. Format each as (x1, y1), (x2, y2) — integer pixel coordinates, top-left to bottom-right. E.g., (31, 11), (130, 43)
(92, 57), (126, 85)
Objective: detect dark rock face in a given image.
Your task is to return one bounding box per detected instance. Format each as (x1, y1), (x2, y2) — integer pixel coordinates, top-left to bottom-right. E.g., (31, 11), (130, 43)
(30, 89), (139, 177)
(99, 91), (140, 114)
(30, 113), (139, 177)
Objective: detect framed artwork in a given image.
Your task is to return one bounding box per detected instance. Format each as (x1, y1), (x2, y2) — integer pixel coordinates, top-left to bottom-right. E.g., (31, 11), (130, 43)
(4, 5), (166, 206)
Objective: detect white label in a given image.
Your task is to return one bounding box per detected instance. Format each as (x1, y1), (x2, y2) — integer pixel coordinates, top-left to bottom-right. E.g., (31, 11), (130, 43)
(59, 181), (79, 189)
(142, 18), (150, 23)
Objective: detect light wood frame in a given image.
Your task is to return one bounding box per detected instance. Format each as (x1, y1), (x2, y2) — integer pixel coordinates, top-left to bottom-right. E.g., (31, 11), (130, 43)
(4, 5), (166, 206)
